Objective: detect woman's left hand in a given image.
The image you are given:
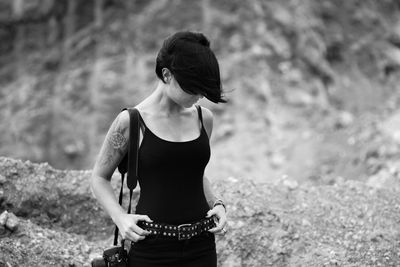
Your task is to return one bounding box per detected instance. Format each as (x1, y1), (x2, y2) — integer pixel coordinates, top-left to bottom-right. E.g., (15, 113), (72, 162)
(206, 205), (227, 234)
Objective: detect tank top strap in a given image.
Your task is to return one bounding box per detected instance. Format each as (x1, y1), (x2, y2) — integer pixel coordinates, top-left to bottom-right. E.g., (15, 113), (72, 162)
(195, 105), (205, 130)
(135, 109), (146, 134)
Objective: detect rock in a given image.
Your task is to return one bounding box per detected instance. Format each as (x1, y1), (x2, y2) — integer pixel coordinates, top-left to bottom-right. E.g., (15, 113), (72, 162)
(0, 175), (6, 184)
(222, 254), (242, 267)
(227, 176), (239, 183)
(270, 3), (293, 27)
(0, 211), (19, 233)
(334, 111), (354, 129)
(5, 213), (19, 232)
(366, 169), (394, 189)
(0, 225), (7, 236)
(283, 179), (299, 190)
(270, 153), (286, 168)
(388, 24), (400, 49)
(285, 89), (314, 107)
(379, 110), (400, 144)
(302, 219), (312, 227)
(0, 211), (8, 226)
(384, 47), (400, 67)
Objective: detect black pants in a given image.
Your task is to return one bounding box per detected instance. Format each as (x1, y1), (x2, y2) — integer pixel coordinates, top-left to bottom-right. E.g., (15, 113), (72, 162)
(128, 231), (217, 267)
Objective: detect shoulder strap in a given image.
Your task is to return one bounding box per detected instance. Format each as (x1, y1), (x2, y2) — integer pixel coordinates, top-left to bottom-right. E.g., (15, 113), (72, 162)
(117, 107), (139, 190)
(126, 108), (139, 190)
(113, 107), (140, 246)
(195, 105), (204, 129)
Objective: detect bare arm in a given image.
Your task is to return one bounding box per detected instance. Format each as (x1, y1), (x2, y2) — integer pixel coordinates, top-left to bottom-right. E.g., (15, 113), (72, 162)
(201, 107), (219, 208)
(90, 110), (151, 242)
(90, 110), (130, 221)
(201, 106), (227, 233)
(204, 175), (218, 209)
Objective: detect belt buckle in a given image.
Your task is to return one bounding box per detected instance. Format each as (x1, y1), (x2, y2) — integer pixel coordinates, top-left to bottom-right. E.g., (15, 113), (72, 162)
(177, 223), (192, 240)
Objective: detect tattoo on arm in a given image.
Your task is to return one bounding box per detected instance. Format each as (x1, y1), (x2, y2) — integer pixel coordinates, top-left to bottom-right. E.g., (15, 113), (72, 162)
(108, 131), (127, 149)
(95, 114), (129, 177)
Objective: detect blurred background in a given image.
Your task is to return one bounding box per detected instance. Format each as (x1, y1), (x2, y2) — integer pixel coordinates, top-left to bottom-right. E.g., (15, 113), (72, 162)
(1, 0), (400, 187)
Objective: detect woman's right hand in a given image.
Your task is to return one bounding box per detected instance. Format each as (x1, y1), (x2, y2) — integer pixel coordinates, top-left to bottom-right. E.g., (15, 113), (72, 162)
(116, 214), (153, 242)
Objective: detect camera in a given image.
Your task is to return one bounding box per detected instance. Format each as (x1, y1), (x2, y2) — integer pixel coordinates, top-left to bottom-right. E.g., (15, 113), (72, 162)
(91, 246), (128, 267)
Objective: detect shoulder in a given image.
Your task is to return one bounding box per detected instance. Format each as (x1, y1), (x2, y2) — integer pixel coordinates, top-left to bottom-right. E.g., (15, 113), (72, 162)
(117, 109), (130, 127)
(112, 109), (130, 139)
(119, 109), (130, 122)
(198, 106), (214, 137)
(199, 106), (213, 125)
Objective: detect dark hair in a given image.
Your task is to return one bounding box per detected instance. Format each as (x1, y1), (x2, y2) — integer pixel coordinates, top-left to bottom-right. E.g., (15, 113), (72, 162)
(155, 31), (226, 103)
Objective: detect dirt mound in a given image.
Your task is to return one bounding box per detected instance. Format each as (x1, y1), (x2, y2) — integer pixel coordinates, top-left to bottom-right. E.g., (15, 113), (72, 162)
(1, 157), (400, 266)
(0, 156), (140, 242)
(0, 216), (106, 267)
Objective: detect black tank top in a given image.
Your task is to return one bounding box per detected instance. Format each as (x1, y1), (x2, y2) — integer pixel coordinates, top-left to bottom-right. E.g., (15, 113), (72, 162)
(135, 105), (211, 224)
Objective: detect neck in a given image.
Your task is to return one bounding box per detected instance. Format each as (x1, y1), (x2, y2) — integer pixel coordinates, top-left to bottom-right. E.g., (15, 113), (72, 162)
(146, 81), (186, 116)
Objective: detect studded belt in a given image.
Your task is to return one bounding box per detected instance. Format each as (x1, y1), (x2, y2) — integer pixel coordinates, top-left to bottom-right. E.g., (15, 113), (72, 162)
(137, 216), (216, 240)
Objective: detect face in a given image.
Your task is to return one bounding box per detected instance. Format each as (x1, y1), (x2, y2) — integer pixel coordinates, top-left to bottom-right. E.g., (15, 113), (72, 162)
(163, 69), (203, 108)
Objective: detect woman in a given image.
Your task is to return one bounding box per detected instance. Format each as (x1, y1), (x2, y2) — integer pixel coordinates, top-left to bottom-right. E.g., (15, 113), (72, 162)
(90, 31), (227, 267)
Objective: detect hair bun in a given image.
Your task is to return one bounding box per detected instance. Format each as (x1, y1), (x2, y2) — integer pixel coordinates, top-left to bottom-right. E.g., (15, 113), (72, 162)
(197, 35), (210, 47)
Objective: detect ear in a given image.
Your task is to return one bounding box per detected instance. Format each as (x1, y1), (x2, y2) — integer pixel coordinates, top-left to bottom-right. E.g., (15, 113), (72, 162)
(162, 68), (172, 83)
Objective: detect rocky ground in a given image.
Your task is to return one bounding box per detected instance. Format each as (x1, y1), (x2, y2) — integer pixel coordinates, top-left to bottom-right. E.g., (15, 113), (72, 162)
(1, 1), (400, 266)
(1, 157), (400, 266)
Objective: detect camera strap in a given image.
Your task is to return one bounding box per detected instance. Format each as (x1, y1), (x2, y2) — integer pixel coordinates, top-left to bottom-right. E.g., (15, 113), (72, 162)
(113, 107), (140, 246)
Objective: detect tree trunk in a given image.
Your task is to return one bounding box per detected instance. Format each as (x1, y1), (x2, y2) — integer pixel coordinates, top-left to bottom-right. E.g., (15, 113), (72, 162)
(45, 0), (76, 165)
(13, 0), (25, 78)
(62, 0), (76, 66)
(47, 16), (58, 47)
(123, 0), (135, 101)
(42, 15), (59, 163)
(88, 0), (104, 165)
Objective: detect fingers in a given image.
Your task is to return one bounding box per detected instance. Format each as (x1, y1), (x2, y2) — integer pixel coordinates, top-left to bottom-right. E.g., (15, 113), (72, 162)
(208, 221), (226, 233)
(136, 215), (153, 223)
(206, 206), (227, 234)
(207, 205), (226, 218)
(208, 215), (227, 234)
(120, 214), (153, 242)
(120, 225), (149, 241)
(131, 223), (151, 236)
(206, 209), (216, 218)
(132, 214), (153, 235)
(125, 231), (146, 243)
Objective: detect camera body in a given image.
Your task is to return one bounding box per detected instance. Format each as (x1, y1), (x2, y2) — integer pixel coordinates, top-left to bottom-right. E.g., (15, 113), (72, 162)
(91, 257), (107, 267)
(91, 246), (128, 267)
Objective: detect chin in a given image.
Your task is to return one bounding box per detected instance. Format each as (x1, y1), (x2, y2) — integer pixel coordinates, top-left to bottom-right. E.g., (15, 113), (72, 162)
(184, 103), (194, 108)
(182, 101), (195, 108)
